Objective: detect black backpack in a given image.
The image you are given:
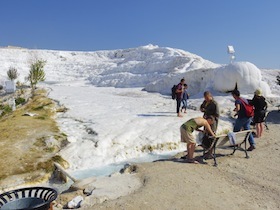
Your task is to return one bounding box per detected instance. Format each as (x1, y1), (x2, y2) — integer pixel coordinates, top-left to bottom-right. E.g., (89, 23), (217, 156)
(171, 85), (177, 100)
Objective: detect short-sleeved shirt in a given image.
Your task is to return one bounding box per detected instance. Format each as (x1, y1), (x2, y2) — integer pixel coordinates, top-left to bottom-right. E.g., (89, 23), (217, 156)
(182, 90), (189, 100)
(235, 98), (248, 119)
(176, 83), (183, 99)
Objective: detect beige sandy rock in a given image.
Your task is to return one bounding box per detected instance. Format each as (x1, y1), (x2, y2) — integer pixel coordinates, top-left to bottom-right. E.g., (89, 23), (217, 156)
(90, 110), (280, 210)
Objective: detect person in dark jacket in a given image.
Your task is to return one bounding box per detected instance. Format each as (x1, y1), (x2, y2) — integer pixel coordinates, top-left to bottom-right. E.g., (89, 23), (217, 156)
(250, 89), (267, 138)
(200, 91), (220, 158)
(200, 91), (220, 132)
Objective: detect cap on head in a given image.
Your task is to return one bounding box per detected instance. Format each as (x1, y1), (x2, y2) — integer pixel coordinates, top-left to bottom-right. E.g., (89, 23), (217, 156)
(254, 89), (262, 96)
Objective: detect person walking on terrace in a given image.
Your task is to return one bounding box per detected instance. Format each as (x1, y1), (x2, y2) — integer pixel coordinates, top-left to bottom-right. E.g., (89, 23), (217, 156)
(181, 84), (189, 114)
(232, 89), (256, 151)
(175, 78), (185, 117)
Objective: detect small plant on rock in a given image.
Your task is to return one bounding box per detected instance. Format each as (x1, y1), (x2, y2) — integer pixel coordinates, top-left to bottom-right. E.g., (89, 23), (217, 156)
(15, 97), (26, 106)
(27, 60), (46, 89)
(7, 67), (19, 81)
(0, 104), (13, 117)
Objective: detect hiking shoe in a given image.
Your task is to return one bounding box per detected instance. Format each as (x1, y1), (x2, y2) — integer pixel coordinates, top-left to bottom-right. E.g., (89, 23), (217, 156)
(247, 145), (256, 151)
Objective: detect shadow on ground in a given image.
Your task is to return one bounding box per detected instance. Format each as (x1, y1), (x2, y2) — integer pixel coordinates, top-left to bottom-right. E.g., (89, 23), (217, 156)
(137, 113), (174, 117)
(266, 110), (280, 124)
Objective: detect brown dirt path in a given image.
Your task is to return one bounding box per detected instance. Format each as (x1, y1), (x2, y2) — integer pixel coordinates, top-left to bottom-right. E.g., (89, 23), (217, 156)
(92, 111), (280, 210)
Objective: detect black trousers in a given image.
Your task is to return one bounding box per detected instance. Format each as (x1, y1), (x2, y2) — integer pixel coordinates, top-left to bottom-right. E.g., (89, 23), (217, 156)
(176, 98), (181, 113)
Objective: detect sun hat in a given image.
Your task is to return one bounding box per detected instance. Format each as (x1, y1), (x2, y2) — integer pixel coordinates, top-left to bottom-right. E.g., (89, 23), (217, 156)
(254, 89), (262, 96)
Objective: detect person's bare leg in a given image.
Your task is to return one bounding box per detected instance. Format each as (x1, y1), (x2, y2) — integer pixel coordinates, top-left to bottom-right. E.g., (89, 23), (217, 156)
(177, 113), (183, 117)
(187, 143), (193, 159)
(187, 143), (198, 163)
(256, 123), (260, 138)
(260, 122), (264, 137)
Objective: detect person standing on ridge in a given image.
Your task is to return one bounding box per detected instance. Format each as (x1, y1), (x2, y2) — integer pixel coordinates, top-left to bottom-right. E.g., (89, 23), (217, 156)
(232, 89), (256, 151)
(175, 78), (185, 117)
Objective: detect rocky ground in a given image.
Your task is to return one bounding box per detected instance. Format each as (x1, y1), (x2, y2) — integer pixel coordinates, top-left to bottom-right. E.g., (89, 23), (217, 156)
(0, 88), (68, 191)
(86, 109), (280, 210)
(1, 89), (279, 210)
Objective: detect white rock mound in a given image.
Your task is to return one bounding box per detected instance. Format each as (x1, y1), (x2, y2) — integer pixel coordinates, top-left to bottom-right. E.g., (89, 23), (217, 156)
(87, 44), (219, 88)
(144, 61), (272, 97)
(0, 46), (274, 97)
(213, 62), (271, 96)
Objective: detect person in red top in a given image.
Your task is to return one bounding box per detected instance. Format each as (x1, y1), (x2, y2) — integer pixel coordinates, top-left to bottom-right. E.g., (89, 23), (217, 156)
(175, 78), (185, 117)
(232, 89), (256, 151)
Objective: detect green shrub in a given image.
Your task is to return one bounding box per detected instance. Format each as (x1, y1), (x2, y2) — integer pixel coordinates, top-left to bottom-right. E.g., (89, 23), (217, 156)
(0, 105), (13, 116)
(15, 97), (26, 106)
(7, 67), (19, 81)
(27, 60), (46, 89)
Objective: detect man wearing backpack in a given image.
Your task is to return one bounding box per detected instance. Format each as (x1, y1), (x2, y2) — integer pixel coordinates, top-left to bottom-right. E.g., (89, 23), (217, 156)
(232, 89), (256, 151)
(175, 78), (185, 117)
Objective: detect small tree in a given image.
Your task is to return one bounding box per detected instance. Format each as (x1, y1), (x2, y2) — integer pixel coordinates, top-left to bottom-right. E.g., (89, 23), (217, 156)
(27, 60), (46, 89)
(7, 67), (19, 81)
(277, 73), (280, 86)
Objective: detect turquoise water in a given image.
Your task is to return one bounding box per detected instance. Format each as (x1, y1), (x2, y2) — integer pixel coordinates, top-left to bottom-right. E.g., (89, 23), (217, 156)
(72, 151), (178, 179)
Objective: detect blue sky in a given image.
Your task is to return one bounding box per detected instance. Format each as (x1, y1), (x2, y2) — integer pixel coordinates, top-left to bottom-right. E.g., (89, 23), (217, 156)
(0, 0), (279, 68)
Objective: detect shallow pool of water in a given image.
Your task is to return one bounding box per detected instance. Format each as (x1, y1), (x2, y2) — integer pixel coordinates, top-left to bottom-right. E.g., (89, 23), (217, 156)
(72, 151), (179, 179)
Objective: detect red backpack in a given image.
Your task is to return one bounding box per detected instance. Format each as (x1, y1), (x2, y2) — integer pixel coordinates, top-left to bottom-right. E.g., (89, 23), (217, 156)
(239, 98), (254, 117)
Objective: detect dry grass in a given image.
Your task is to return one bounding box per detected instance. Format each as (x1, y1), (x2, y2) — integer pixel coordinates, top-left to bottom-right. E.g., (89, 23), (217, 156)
(0, 89), (68, 188)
